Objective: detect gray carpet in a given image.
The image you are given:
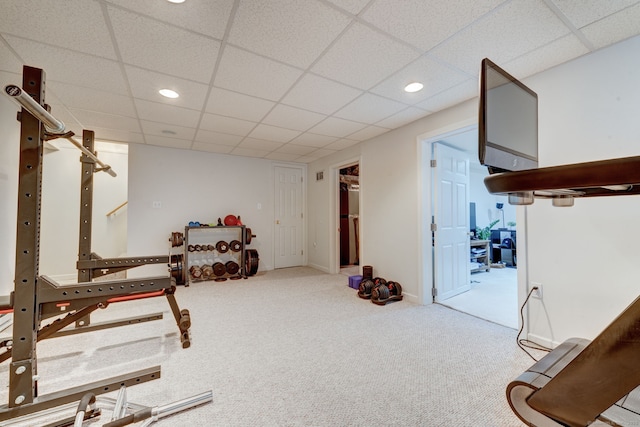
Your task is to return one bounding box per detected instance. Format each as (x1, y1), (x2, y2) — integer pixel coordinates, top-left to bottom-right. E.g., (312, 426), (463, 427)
(0, 267), (539, 426)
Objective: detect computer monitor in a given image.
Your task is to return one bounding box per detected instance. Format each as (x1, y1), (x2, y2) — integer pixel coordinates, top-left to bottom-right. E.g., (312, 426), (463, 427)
(479, 58), (538, 173)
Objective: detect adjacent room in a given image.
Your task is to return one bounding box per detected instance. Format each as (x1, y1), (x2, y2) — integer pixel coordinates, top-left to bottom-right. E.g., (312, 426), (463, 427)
(1, 1), (640, 425)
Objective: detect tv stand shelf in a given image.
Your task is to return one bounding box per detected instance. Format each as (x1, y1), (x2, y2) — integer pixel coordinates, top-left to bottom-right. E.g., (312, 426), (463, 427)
(470, 239), (490, 273)
(484, 156), (640, 201)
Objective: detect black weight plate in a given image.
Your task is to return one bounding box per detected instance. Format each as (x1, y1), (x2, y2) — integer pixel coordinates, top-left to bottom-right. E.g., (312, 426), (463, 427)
(170, 254), (186, 286)
(226, 261), (239, 275)
(244, 249), (259, 276)
(216, 241), (229, 253)
(229, 240), (242, 252)
(213, 262), (226, 276)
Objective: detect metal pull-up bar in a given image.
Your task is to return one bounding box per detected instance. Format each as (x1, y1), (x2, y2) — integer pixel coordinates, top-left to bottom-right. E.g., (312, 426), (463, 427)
(4, 84), (117, 177)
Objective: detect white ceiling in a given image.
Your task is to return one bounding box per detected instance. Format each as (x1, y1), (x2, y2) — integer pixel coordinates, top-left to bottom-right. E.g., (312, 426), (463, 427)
(1, 0), (639, 163)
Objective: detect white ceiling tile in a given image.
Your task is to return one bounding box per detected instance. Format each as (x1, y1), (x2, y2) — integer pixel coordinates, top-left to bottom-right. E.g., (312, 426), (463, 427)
(550, 0), (639, 28)
(206, 87), (275, 122)
(5, 36), (128, 95)
(370, 56), (470, 103)
(139, 120), (196, 141)
(108, 6), (220, 83)
(323, 0), (370, 15)
(45, 104), (83, 132)
(580, 3), (640, 49)
(200, 113), (257, 136)
(230, 147), (270, 158)
(294, 154), (322, 162)
(307, 148), (338, 159)
(334, 93), (407, 124)
(416, 79), (478, 112)
(0, 42), (23, 73)
(105, 0), (235, 39)
(265, 152), (301, 161)
(324, 138), (360, 150)
(504, 34), (588, 78)
(281, 73), (363, 115)
(376, 106), (431, 129)
(307, 117), (368, 138)
(192, 142), (235, 154)
(346, 125), (390, 141)
(0, 70), (23, 94)
(125, 65), (208, 110)
(145, 135), (192, 150)
(4, 0), (638, 163)
(262, 105), (327, 131)
(215, 46), (304, 101)
(239, 138), (284, 151)
(89, 127), (144, 145)
(361, 0), (504, 51)
(430, 0), (571, 75)
(228, 0), (351, 68)
(49, 81), (136, 118)
(195, 129), (243, 146)
(249, 124), (301, 142)
(0, 0), (117, 59)
(311, 23), (421, 89)
(289, 133), (338, 148)
(68, 108), (141, 133)
(273, 144), (317, 155)
(134, 99), (200, 128)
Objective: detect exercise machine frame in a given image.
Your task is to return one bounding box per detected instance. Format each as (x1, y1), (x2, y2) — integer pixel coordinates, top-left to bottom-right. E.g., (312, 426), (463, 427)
(0, 66), (191, 422)
(485, 160), (640, 426)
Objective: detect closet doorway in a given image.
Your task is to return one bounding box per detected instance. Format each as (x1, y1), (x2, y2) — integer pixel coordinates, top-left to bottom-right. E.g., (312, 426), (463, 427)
(339, 163), (359, 276)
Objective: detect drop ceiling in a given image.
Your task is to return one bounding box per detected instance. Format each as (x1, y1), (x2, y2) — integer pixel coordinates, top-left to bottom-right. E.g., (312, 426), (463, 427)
(1, 0), (639, 163)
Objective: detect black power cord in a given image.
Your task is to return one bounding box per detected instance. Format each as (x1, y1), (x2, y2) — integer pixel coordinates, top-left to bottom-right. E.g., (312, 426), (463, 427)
(517, 287), (552, 361)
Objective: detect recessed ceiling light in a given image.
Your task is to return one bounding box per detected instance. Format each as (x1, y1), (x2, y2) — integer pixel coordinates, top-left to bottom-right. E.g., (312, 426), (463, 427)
(159, 89), (179, 99)
(404, 82), (424, 93)
(167, 0), (185, 3)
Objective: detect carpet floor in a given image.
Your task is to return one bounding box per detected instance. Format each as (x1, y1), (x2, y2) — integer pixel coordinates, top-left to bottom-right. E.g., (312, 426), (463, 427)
(0, 267), (541, 426)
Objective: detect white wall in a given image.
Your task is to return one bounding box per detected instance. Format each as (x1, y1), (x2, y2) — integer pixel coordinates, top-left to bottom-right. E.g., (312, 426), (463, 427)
(0, 86), (20, 296)
(308, 102), (478, 303)
(308, 35), (640, 347)
(523, 35), (640, 346)
(40, 142), (129, 278)
(0, 88), (128, 292)
(470, 164), (514, 231)
(127, 144), (298, 277)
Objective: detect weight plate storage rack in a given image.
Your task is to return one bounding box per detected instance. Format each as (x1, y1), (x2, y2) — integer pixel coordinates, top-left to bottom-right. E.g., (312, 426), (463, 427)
(184, 225), (257, 284)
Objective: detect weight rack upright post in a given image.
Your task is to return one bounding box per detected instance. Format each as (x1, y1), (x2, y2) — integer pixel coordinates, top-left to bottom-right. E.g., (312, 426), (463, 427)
(9, 65), (46, 408)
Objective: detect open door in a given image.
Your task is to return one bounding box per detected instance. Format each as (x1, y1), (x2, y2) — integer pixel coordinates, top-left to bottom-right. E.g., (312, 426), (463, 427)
(433, 143), (470, 301)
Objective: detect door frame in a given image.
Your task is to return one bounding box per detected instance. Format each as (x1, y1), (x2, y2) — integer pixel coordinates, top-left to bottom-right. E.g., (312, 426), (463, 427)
(272, 162), (307, 269)
(417, 119), (476, 305)
(330, 156), (361, 274)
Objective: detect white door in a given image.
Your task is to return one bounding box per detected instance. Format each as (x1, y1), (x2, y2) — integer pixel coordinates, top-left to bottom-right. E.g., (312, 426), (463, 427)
(433, 143), (470, 301)
(274, 166), (304, 268)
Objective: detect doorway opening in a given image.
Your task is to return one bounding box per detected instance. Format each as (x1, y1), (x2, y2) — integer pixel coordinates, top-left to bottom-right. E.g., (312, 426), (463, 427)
(339, 163), (359, 277)
(424, 126), (518, 328)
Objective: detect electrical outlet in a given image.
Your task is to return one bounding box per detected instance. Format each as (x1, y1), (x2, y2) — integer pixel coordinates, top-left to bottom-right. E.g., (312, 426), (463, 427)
(531, 282), (543, 299)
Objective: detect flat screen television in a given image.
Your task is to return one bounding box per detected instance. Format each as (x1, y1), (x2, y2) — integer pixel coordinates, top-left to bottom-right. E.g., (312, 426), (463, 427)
(479, 58), (538, 173)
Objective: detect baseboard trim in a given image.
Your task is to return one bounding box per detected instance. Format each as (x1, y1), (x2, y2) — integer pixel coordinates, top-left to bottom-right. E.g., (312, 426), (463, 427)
(307, 263), (330, 274)
(526, 333), (560, 349)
